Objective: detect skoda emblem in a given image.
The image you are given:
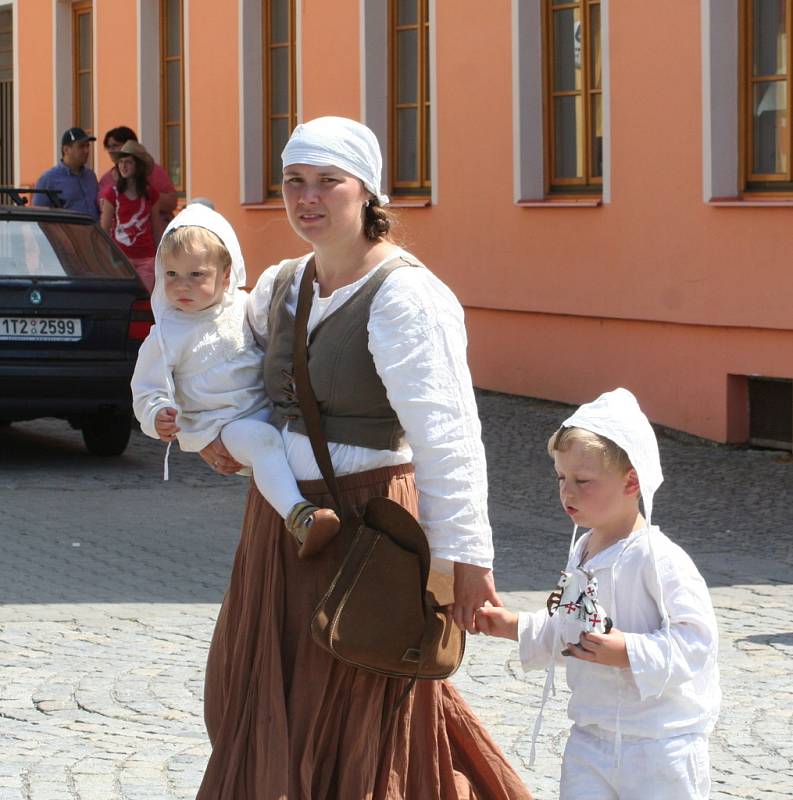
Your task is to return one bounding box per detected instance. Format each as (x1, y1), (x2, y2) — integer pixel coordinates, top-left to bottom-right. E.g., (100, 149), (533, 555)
(29, 289), (43, 305)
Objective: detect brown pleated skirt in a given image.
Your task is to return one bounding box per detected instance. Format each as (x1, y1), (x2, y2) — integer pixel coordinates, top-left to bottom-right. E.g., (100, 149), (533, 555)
(198, 464), (533, 800)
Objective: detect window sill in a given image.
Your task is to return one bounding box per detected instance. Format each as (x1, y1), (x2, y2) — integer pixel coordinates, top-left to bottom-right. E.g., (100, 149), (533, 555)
(516, 198), (602, 208)
(241, 200), (286, 210)
(241, 198), (432, 210)
(709, 197), (793, 207)
(388, 197), (431, 208)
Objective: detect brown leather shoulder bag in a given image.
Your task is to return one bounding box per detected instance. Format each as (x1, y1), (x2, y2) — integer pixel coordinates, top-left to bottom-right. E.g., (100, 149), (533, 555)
(291, 257), (464, 681)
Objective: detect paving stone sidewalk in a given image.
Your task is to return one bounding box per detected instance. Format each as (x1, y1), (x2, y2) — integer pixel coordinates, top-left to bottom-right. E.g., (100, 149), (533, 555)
(0, 391), (791, 799)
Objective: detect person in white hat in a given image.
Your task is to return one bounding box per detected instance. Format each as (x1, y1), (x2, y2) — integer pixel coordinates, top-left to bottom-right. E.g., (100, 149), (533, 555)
(195, 116), (532, 799)
(477, 388), (721, 799)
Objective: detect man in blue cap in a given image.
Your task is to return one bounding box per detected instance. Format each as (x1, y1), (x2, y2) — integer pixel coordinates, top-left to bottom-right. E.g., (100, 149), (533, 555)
(33, 127), (99, 220)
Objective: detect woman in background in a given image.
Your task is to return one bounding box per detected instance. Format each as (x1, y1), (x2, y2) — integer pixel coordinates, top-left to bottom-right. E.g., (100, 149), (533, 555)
(99, 140), (162, 292)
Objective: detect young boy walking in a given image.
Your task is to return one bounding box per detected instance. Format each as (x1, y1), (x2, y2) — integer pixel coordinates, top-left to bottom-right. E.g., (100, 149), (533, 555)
(477, 388), (720, 799)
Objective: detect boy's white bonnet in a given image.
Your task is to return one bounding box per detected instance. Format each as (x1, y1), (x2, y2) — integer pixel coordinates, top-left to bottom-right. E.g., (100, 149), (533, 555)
(281, 116), (389, 206)
(560, 387), (663, 528)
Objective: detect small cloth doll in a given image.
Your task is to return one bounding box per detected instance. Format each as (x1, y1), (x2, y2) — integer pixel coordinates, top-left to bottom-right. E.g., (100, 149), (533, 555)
(547, 568), (612, 656)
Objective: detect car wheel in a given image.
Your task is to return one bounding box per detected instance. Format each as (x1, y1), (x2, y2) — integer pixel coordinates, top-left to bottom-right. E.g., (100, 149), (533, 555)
(82, 413), (132, 457)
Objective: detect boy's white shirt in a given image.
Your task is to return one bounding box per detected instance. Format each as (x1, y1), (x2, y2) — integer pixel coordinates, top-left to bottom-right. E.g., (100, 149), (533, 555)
(131, 202), (269, 453)
(517, 524), (721, 739)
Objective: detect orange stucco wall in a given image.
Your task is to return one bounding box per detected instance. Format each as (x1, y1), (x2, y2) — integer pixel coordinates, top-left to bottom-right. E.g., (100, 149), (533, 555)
(188, 0), (239, 208)
(466, 308), (792, 443)
(17, 0), (54, 182)
(12, 1), (793, 443)
(299, 0), (360, 120)
(95, 0), (138, 179)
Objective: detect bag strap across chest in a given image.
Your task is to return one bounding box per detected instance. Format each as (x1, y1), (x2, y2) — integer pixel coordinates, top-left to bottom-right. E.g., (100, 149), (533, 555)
(291, 256), (347, 508)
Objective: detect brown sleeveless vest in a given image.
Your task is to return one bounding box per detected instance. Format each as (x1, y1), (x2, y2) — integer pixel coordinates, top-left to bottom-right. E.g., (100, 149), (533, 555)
(264, 256), (419, 451)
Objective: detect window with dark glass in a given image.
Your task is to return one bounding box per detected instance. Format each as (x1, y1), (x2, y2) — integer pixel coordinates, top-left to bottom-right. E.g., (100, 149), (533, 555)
(390, 0), (430, 195)
(73, 1), (93, 138)
(264, 0), (297, 197)
(544, 0), (601, 194)
(742, 0), (793, 190)
(161, 0), (184, 191)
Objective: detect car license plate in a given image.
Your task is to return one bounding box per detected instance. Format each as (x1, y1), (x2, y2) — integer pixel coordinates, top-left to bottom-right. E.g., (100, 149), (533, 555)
(0, 317), (82, 341)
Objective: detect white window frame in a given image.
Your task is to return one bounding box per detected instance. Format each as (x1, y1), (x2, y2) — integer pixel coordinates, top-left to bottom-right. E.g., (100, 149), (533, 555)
(53, 0), (97, 165)
(360, 0), (438, 204)
(701, 0), (739, 201)
(511, 0), (611, 203)
(239, 0), (302, 204)
(137, 0), (161, 162)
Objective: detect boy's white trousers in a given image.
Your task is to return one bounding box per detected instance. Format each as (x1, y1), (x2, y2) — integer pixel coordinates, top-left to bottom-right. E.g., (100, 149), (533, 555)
(560, 724), (710, 799)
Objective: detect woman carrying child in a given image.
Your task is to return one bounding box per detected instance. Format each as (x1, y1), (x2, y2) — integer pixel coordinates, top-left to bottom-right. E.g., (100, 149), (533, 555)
(194, 117), (533, 799)
(99, 140), (163, 292)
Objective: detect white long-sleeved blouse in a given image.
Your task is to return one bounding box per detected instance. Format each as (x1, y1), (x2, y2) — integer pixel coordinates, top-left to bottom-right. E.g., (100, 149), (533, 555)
(247, 252), (494, 568)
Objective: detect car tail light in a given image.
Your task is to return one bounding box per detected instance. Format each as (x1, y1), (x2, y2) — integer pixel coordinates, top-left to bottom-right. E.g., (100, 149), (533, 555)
(128, 299), (154, 341)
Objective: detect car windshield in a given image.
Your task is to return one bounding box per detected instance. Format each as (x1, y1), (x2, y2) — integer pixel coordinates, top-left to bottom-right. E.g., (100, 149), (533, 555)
(0, 220), (136, 278)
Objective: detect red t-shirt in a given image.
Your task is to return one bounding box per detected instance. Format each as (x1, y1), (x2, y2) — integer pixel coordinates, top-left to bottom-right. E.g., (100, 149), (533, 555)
(98, 163), (175, 196)
(99, 185), (160, 260)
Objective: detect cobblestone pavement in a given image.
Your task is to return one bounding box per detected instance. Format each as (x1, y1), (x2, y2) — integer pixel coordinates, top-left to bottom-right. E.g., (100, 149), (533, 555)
(0, 391), (791, 799)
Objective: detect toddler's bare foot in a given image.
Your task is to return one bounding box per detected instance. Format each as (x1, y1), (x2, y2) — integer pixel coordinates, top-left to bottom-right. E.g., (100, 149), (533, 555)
(286, 503), (340, 559)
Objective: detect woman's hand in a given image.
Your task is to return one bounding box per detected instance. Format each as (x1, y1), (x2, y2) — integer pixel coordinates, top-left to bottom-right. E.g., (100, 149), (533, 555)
(565, 628), (630, 668)
(451, 562), (502, 634)
(199, 436), (243, 476)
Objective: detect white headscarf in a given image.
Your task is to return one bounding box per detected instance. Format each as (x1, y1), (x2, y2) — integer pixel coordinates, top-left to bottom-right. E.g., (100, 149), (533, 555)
(281, 116), (389, 206)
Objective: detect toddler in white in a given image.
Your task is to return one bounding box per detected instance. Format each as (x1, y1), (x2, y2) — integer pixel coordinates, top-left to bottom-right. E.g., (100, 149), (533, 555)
(477, 388), (720, 799)
(131, 203), (339, 557)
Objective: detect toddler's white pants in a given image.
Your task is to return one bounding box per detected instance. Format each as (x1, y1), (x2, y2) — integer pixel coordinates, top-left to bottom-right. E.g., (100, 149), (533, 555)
(220, 412), (305, 519)
(560, 724), (710, 799)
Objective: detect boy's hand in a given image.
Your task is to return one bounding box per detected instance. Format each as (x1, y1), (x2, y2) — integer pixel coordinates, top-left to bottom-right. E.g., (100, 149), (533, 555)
(155, 407), (180, 441)
(451, 563), (501, 634)
(565, 627), (630, 668)
(475, 601), (519, 641)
